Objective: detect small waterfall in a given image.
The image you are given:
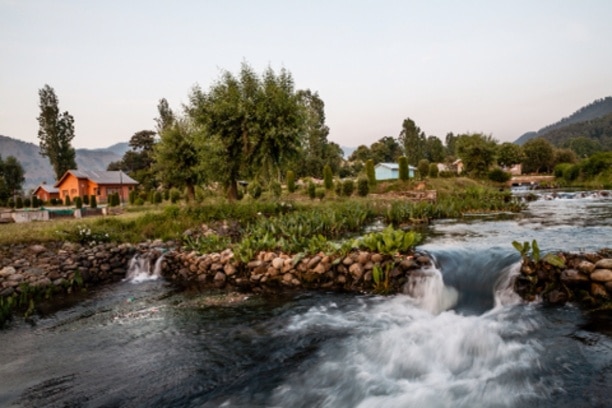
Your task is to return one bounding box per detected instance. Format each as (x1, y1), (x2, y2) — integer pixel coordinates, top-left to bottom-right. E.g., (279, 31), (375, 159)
(402, 267), (458, 314)
(125, 252), (164, 283)
(493, 261), (523, 308)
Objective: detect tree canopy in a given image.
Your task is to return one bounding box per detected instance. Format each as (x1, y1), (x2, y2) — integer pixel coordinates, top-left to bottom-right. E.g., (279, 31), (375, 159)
(37, 84), (77, 180)
(455, 133), (498, 177)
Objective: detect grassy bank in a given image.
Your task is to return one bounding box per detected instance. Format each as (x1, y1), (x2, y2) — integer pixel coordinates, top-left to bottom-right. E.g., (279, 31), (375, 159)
(0, 179), (524, 250)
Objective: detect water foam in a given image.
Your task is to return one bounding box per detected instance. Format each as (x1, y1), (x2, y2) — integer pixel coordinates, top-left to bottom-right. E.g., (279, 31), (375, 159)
(272, 271), (541, 407)
(125, 254), (164, 283)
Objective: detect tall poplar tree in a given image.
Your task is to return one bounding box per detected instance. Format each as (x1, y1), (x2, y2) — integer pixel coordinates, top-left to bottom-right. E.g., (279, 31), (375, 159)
(399, 117), (426, 166)
(37, 84), (77, 180)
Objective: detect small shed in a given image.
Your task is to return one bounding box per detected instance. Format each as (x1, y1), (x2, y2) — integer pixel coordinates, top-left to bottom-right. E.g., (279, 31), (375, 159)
(374, 163), (415, 180)
(33, 183), (60, 202)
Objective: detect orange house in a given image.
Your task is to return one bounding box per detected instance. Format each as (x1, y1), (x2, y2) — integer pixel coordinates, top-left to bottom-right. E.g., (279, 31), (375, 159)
(33, 183), (60, 202)
(54, 170), (138, 204)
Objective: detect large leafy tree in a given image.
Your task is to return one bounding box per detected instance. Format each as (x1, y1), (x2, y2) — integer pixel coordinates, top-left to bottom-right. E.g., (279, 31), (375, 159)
(522, 138), (555, 174)
(155, 98), (175, 134)
(399, 117), (426, 165)
(424, 136), (445, 163)
(497, 142), (525, 168)
(188, 63), (307, 199)
(108, 130), (157, 190)
(293, 90), (342, 177)
(153, 118), (200, 199)
(37, 84), (77, 180)
(455, 133), (498, 177)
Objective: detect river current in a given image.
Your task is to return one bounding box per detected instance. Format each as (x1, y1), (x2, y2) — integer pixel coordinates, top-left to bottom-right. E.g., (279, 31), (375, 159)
(0, 191), (610, 407)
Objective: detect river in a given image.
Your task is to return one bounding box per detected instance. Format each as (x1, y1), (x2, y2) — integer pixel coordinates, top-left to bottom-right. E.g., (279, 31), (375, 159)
(0, 190), (610, 407)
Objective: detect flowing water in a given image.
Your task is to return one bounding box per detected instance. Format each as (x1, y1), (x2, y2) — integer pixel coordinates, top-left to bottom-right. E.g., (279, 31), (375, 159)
(0, 191), (611, 407)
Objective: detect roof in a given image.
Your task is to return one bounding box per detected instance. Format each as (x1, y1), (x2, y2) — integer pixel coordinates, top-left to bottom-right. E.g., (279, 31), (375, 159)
(375, 162), (416, 170)
(33, 184), (59, 194)
(376, 162), (399, 170)
(54, 170), (139, 187)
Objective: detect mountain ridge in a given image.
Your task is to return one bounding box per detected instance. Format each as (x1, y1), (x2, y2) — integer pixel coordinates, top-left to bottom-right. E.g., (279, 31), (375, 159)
(0, 135), (129, 191)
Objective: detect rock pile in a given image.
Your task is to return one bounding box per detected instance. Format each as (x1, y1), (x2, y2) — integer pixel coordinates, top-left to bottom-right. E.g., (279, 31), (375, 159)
(514, 249), (612, 307)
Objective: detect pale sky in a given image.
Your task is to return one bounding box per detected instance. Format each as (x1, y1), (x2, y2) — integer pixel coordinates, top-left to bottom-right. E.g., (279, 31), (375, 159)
(1, 0), (611, 149)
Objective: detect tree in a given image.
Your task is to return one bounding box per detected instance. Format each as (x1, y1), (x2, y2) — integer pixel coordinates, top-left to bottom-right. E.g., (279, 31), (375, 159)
(553, 148), (577, 166)
(188, 63), (307, 199)
(108, 130), (157, 190)
(348, 145), (373, 162)
(497, 142), (525, 168)
(424, 136), (445, 163)
(562, 137), (601, 158)
(365, 159), (376, 187)
(0, 155), (25, 198)
(399, 118), (426, 165)
(398, 156), (409, 181)
(37, 84), (77, 180)
(323, 164), (333, 190)
(522, 138), (555, 174)
(155, 98), (175, 135)
(418, 159), (430, 179)
(445, 132), (458, 156)
(455, 133), (498, 177)
(293, 90), (342, 178)
(153, 118), (200, 200)
(370, 136), (403, 163)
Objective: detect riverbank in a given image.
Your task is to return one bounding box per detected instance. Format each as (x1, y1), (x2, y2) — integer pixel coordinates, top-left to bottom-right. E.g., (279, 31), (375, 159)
(2, 238), (612, 327)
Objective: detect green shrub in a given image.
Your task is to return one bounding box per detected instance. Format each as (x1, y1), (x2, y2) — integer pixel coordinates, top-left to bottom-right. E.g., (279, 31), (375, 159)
(7, 198), (15, 209)
(357, 177), (369, 196)
(429, 163), (439, 178)
(315, 188), (326, 200)
(287, 170), (296, 193)
(135, 198), (145, 206)
(170, 188), (181, 203)
(418, 159), (430, 179)
(366, 159), (376, 187)
(129, 190), (137, 205)
(163, 189), (170, 201)
(488, 168), (511, 183)
(342, 179), (355, 196)
(90, 195), (97, 209)
(74, 196), (83, 209)
(154, 191), (163, 204)
(83, 195), (89, 205)
(563, 164), (580, 181)
(554, 163), (571, 178)
(64, 195), (71, 206)
(249, 181), (262, 199)
(307, 181), (316, 199)
(270, 180), (282, 198)
(24, 197), (31, 208)
(323, 164), (333, 190)
(398, 156), (409, 181)
(334, 179), (342, 196)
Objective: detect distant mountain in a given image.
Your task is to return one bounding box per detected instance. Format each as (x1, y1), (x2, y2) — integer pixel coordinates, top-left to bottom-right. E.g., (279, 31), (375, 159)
(514, 97), (612, 145)
(0, 135), (130, 191)
(539, 112), (612, 151)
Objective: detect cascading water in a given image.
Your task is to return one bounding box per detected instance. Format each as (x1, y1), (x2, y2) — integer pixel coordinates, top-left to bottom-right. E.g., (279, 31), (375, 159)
(125, 252), (164, 283)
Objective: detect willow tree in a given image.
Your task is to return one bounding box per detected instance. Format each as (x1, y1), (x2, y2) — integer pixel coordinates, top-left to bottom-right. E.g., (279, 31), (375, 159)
(188, 63), (306, 200)
(37, 84), (77, 179)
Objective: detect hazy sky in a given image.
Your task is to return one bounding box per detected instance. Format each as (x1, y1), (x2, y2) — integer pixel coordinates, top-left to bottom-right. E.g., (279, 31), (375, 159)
(1, 0), (611, 149)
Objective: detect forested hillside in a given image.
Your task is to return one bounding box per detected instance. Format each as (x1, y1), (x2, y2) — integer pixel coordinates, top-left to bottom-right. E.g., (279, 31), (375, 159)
(540, 112), (612, 151)
(515, 97), (612, 145)
(0, 135), (129, 191)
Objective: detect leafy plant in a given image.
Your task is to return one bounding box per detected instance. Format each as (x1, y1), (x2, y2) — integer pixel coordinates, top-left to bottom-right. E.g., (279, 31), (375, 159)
(355, 226), (422, 255)
(372, 263), (392, 294)
(512, 239), (565, 268)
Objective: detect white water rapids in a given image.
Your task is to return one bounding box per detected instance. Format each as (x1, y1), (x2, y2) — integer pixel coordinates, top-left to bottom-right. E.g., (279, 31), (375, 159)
(267, 265), (543, 408)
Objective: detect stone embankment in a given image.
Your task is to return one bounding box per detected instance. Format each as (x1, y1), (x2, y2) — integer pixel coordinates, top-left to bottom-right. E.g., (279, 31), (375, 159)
(162, 248), (434, 294)
(514, 249), (612, 307)
(0, 242), (144, 298)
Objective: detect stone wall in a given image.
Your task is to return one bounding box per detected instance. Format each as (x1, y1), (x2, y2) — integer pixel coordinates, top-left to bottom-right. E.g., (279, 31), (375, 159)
(514, 249), (612, 307)
(161, 248), (435, 294)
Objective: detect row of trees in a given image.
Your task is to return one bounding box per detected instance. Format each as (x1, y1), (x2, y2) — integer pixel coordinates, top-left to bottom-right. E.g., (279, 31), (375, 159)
(349, 121), (588, 178)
